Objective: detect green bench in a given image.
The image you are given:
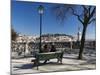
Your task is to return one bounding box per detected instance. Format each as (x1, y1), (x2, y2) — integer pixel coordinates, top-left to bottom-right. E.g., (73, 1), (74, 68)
(33, 51), (64, 70)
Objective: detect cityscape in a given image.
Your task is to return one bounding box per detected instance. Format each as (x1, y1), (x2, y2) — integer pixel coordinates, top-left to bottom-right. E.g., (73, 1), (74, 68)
(11, 0), (96, 74)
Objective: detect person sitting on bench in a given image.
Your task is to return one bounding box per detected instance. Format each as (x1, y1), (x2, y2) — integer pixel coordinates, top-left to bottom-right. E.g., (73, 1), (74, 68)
(42, 44), (50, 63)
(50, 44), (56, 52)
(42, 44), (49, 52)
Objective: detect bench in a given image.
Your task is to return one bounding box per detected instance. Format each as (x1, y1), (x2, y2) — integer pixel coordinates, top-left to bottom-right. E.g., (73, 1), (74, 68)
(33, 51), (64, 70)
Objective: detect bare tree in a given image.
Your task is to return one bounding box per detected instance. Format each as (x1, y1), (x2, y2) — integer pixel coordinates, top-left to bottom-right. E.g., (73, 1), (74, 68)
(53, 4), (96, 59)
(11, 28), (18, 41)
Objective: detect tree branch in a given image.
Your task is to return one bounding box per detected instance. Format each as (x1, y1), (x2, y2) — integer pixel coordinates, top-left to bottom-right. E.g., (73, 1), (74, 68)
(82, 5), (88, 14)
(88, 6), (92, 16)
(89, 7), (96, 19)
(69, 7), (84, 24)
(88, 18), (96, 24)
(77, 15), (84, 24)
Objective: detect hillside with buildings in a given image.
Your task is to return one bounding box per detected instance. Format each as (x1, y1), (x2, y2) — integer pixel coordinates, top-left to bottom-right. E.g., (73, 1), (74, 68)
(15, 33), (77, 43)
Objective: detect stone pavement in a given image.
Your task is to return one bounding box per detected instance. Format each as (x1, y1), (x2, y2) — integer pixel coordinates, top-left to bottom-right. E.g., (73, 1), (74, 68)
(11, 53), (96, 75)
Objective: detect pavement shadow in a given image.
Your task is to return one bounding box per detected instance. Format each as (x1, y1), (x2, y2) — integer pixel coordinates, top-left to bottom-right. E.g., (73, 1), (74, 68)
(79, 59), (96, 65)
(63, 56), (77, 60)
(14, 64), (33, 69)
(14, 62), (50, 70)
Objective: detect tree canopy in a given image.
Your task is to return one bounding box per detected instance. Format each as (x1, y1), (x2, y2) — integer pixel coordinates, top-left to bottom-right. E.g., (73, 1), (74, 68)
(53, 4), (96, 59)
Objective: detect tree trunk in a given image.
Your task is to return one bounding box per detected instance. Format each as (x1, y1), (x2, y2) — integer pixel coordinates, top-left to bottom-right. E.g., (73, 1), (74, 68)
(78, 25), (87, 59)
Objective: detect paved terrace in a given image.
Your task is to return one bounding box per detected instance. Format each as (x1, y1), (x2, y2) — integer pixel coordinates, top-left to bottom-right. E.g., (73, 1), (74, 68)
(11, 49), (96, 75)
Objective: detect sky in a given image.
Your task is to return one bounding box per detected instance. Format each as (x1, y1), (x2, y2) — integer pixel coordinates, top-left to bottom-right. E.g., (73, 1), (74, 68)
(11, 0), (96, 40)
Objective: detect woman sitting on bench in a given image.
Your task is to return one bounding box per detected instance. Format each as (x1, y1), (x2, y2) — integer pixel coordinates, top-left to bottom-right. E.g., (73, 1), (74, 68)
(50, 44), (56, 52)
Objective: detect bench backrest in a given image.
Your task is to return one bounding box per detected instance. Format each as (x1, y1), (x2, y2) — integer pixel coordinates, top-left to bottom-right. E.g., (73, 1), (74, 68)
(35, 51), (63, 60)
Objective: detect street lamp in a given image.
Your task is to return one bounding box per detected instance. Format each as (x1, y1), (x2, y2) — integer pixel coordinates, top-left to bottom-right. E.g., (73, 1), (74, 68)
(38, 5), (44, 53)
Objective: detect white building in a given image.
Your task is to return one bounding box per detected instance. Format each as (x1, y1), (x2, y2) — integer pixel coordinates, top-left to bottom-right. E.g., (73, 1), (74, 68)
(16, 35), (37, 43)
(35, 34), (77, 43)
(15, 34), (77, 43)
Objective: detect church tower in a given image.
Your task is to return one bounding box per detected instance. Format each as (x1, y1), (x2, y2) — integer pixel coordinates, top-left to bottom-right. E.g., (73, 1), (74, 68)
(77, 26), (81, 42)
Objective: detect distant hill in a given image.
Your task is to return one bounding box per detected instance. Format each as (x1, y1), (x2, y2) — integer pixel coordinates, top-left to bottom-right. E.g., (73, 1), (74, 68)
(41, 33), (74, 38)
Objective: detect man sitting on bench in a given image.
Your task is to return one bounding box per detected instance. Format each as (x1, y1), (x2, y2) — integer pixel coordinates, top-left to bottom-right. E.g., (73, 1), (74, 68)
(42, 44), (50, 63)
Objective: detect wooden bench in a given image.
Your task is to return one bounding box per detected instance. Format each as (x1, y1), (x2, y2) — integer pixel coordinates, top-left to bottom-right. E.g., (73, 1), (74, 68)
(33, 51), (64, 70)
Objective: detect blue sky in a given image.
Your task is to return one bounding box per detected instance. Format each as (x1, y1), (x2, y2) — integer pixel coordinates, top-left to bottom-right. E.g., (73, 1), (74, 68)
(11, 1), (96, 40)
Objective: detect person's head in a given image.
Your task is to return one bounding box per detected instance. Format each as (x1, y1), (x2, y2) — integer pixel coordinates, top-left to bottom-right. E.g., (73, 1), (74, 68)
(50, 44), (56, 52)
(43, 44), (49, 52)
(44, 44), (48, 49)
(51, 44), (55, 48)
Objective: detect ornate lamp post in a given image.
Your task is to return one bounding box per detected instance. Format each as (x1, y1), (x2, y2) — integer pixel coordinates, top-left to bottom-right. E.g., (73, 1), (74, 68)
(38, 5), (44, 53)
